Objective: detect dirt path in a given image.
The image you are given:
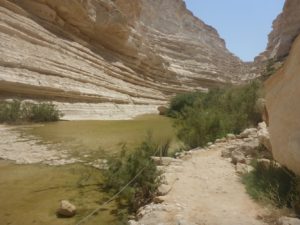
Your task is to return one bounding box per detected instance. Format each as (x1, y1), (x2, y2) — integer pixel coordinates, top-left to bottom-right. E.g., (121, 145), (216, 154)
(134, 138), (269, 225)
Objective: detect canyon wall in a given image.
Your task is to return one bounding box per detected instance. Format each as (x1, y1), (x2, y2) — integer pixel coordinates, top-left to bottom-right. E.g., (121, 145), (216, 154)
(256, 0), (300, 62)
(264, 0), (300, 175)
(0, 0), (250, 119)
(265, 35), (300, 175)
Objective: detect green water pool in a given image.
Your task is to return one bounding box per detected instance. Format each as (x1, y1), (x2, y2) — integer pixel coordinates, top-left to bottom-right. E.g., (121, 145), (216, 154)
(0, 115), (176, 225)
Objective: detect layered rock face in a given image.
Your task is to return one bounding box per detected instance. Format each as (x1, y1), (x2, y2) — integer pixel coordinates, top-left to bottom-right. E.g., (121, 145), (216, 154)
(256, 0), (300, 62)
(0, 0), (249, 119)
(265, 35), (300, 175)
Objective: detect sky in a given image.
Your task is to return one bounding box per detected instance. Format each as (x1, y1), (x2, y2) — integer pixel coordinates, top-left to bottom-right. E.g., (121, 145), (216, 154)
(184, 0), (285, 62)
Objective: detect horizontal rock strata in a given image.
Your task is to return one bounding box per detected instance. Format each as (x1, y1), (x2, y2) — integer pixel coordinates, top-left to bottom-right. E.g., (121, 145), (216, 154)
(256, 0), (300, 62)
(0, 0), (251, 119)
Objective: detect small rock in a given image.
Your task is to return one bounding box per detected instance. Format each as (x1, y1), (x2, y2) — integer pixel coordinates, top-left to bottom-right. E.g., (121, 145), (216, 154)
(231, 150), (246, 165)
(227, 133), (236, 139)
(177, 219), (189, 225)
(215, 138), (226, 143)
(153, 196), (165, 204)
(221, 149), (232, 158)
(243, 137), (254, 142)
(245, 157), (253, 165)
(277, 217), (300, 225)
(236, 163), (254, 175)
(128, 215), (136, 220)
(257, 122), (272, 151)
(257, 159), (272, 169)
(157, 106), (168, 115)
(158, 184), (172, 196)
(128, 220), (139, 225)
(151, 157), (182, 166)
(239, 128), (258, 138)
(236, 141), (259, 156)
(57, 200), (76, 218)
(137, 209), (146, 218)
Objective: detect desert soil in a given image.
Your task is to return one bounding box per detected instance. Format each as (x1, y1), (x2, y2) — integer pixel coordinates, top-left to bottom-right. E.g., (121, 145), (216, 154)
(136, 141), (269, 225)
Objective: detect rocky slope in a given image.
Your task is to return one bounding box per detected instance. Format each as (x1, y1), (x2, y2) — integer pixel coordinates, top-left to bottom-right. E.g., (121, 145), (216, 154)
(0, 0), (251, 119)
(256, 0), (300, 62)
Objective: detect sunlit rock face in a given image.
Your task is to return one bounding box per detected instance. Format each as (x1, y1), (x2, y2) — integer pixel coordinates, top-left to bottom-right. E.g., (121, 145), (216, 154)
(265, 35), (300, 175)
(262, 0), (300, 175)
(256, 0), (300, 62)
(0, 0), (251, 119)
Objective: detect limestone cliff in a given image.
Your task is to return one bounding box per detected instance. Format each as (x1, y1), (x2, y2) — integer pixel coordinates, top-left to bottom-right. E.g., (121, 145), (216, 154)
(256, 0), (300, 62)
(265, 35), (300, 175)
(263, 0), (300, 175)
(0, 0), (249, 119)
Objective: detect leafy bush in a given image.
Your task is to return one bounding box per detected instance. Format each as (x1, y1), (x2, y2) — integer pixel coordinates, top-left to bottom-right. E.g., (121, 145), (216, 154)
(0, 100), (22, 123)
(104, 135), (166, 213)
(242, 161), (300, 208)
(261, 59), (277, 80)
(173, 81), (262, 148)
(167, 92), (204, 117)
(28, 102), (63, 122)
(0, 100), (63, 123)
(261, 58), (285, 81)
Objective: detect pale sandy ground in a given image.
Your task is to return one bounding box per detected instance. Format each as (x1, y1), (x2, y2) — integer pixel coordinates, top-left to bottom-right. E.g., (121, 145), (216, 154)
(136, 141), (269, 225)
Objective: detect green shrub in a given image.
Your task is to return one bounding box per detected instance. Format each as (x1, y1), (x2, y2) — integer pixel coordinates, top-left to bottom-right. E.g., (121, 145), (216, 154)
(167, 92), (204, 117)
(28, 102), (63, 122)
(104, 135), (165, 213)
(0, 100), (21, 123)
(261, 59), (276, 80)
(242, 161), (300, 208)
(173, 81), (262, 148)
(0, 100), (63, 123)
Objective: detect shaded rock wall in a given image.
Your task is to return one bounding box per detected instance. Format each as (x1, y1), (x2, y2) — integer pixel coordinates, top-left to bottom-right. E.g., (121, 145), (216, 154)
(0, 0), (251, 118)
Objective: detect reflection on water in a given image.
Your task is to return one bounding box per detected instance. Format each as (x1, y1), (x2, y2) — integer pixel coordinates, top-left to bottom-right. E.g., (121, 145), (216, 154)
(25, 114), (176, 156)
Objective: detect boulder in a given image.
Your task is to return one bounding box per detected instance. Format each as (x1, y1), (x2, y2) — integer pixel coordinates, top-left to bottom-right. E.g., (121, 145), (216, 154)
(257, 159), (272, 169)
(153, 196), (165, 204)
(239, 128), (258, 139)
(257, 122), (272, 151)
(221, 149), (232, 158)
(236, 163), (254, 175)
(236, 140), (259, 156)
(57, 200), (76, 218)
(128, 220), (139, 225)
(277, 217), (300, 225)
(215, 138), (226, 143)
(157, 106), (168, 115)
(158, 184), (172, 196)
(207, 142), (213, 146)
(231, 150), (246, 165)
(226, 134), (236, 140)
